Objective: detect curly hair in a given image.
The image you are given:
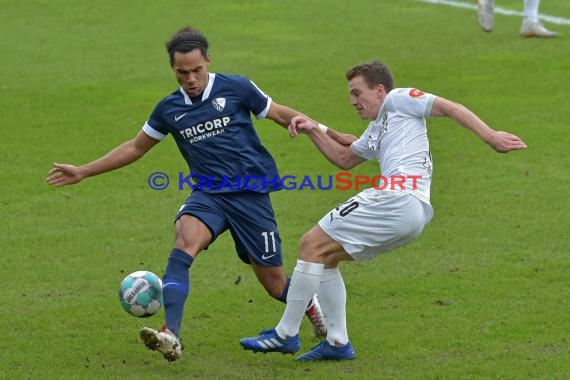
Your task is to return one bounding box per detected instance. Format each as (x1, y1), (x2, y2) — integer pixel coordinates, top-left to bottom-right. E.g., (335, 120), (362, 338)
(166, 27), (209, 66)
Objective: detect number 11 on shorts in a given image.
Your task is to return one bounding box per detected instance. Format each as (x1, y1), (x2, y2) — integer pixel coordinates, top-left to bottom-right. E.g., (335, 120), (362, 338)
(261, 231), (277, 253)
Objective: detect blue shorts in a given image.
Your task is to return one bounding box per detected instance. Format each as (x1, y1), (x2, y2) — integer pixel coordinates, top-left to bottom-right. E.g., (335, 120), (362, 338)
(175, 191), (283, 266)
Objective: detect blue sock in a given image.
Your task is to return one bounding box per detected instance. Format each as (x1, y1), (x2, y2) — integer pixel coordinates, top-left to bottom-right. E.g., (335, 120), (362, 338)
(163, 248), (194, 337)
(277, 277), (291, 303)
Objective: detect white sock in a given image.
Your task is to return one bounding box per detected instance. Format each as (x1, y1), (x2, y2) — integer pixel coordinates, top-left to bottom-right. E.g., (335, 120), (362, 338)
(318, 268), (349, 346)
(276, 260), (324, 338)
(524, 0), (540, 23)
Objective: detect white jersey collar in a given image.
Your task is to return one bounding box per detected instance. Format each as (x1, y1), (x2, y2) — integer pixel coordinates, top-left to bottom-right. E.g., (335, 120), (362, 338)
(180, 73), (216, 105)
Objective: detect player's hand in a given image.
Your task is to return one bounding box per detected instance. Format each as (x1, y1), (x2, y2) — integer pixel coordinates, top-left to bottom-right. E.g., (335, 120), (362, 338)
(486, 131), (528, 153)
(46, 163), (86, 187)
(288, 116), (317, 138)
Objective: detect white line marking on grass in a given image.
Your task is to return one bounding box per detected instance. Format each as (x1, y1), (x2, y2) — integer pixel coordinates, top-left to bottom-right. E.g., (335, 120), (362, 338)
(416, 0), (570, 25)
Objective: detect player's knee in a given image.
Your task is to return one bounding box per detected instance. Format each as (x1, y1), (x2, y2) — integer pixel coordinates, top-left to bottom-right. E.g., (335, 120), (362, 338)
(298, 233), (320, 262)
(173, 216), (211, 255)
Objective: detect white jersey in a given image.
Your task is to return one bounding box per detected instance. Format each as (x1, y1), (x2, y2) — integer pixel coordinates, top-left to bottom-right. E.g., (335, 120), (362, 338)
(350, 88), (435, 208)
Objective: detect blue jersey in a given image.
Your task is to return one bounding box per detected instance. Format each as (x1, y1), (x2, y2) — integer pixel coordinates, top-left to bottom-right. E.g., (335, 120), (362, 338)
(142, 73), (282, 193)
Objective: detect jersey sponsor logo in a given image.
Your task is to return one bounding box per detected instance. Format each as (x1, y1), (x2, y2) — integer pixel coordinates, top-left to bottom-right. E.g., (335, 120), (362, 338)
(174, 112), (188, 122)
(409, 89), (425, 98)
(179, 116), (231, 142)
(212, 97), (226, 112)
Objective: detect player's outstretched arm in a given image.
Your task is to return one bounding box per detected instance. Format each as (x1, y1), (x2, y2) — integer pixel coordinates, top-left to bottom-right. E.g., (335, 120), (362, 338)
(289, 116), (365, 170)
(431, 97), (527, 153)
(267, 102), (356, 146)
(46, 131), (159, 187)
(266, 102), (313, 129)
(323, 128), (358, 146)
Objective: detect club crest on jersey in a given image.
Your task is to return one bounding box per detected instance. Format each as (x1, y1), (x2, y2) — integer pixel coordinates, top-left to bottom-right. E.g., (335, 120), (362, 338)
(212, 97), (226, 112)
(409, 89), (425, 98)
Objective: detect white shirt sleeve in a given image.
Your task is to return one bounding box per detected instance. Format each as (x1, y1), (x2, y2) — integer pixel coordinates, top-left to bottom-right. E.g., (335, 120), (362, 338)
(255, 96), (272, 119)
(388, 88), (436, 118)
(350, 122), (377, 160)
(142, 122), (167, 141)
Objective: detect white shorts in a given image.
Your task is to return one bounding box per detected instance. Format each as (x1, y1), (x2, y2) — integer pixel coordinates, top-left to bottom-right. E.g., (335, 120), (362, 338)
(318, 189), (433, 261)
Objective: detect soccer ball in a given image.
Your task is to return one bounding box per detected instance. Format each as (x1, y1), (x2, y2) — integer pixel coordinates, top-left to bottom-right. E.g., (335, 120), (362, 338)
(119, 271), (163, 318)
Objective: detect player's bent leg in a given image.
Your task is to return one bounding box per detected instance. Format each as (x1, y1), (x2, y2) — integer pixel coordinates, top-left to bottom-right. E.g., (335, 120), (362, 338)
(298, 225), (353, 268)
(249, 262), (287, 300)
(174, 214), (213, 254)
(296, 226), (351, 338)
(147, 214), (211, 361)
(317, 268), (350, 345)
(140, 325), (183, 362)
(162, 215), (211, 336)
(250, 262), (327, 338)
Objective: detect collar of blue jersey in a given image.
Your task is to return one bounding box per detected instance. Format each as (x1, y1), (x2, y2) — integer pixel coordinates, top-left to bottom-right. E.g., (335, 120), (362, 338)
(180, 73), (216, 105)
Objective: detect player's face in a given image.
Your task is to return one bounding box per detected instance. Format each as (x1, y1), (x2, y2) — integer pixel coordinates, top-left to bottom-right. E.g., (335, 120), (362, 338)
(348, 76), (383, 120)
(172, 50), (211, 98)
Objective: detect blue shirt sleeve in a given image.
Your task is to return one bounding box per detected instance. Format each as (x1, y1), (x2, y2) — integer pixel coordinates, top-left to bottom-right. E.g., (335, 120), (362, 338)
(236, 76), (272, 119)
(142, 100), (170, 141)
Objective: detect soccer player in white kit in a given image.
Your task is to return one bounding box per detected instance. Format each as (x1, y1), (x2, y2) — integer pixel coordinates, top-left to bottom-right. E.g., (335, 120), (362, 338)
(240, 60), (527, 361)
(477, 0), (558, 38)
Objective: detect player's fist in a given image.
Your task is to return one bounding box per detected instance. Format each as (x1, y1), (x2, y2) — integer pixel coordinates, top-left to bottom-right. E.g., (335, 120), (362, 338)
(288, 116), (317, 138)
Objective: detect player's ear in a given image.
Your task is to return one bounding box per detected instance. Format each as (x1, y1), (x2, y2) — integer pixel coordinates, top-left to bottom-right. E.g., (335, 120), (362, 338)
(376, 84), (386, 99)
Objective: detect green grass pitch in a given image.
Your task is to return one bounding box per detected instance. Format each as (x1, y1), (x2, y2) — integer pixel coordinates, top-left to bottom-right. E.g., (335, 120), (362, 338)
(1, 0), (569, 379)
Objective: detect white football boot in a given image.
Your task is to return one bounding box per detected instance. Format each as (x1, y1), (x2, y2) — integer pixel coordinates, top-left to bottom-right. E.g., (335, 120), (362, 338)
(305, 294), (327, 338)
(477, 0), (495, 32)
(140, 325), (182, 362)
(520, 20), (559, 38)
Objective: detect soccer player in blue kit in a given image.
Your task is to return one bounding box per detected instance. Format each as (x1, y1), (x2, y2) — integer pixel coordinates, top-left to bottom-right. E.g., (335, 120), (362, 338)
(46, 26), (333, 361)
